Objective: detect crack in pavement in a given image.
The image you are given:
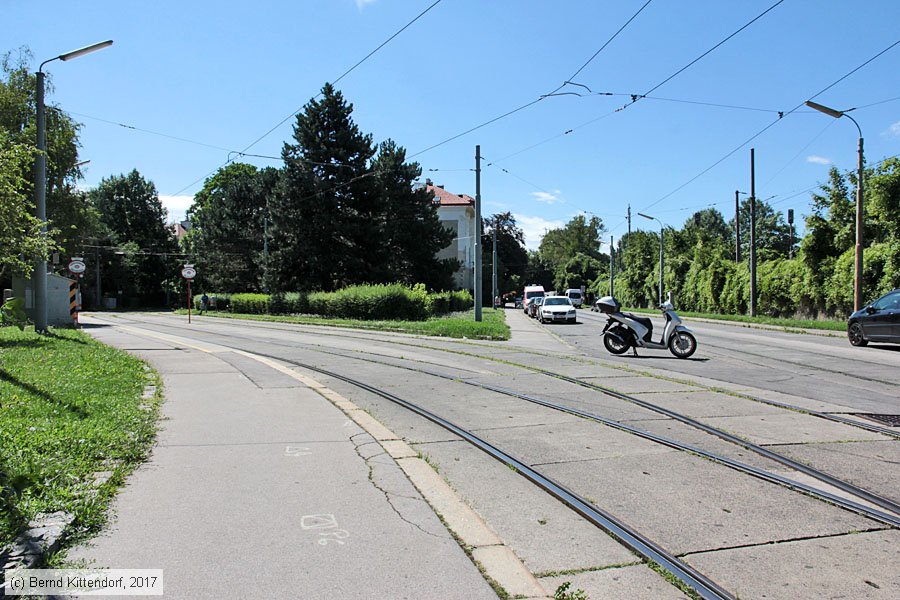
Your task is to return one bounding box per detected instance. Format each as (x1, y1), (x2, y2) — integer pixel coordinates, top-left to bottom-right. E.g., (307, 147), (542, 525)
(349, 433), (445, 539)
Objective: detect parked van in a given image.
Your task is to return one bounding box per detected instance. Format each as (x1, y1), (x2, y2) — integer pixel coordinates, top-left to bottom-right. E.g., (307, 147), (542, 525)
(565, 288), (583, 308)
(523, 285), (545, 313)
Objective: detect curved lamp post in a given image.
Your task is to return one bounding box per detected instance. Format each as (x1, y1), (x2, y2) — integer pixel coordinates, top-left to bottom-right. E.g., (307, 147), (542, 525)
(638, 212), (664, 306)
(805, 100), (864, 312)
(34, 40), (112, 332)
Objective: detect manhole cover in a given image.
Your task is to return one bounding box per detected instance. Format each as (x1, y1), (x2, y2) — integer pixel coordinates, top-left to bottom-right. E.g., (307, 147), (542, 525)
(854, 413), (900, 427)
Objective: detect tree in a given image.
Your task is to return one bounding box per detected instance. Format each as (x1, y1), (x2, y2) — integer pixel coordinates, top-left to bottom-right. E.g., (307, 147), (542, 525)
(269, 83), (375, 292)
(481, 212), (528, 300)
(0, 48), (98, 260)
(371, 140), (456, 290)
(87, 170), (177, 305)
(538, 214), (605, 272)
(0, 133), (49, 281)
(269, 84), (457, 292)
(730, 197), (791, 262)
(186, 163), (277, 293)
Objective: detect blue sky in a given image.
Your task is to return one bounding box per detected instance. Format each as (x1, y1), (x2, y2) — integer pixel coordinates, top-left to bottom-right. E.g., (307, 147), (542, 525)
(8, 0), (900, 248)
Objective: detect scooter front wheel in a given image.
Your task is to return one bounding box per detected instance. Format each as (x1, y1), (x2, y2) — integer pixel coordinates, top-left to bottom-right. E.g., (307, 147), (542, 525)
(603, 330), (630, 355)
(669, 331), (697, 359)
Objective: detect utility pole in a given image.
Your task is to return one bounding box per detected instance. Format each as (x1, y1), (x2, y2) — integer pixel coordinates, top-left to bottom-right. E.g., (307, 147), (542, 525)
(492, 224), (498, 309)
(734, 190), (742, 263)
(788, 209), (794, 259)
(609, 236), (614, 297)
(95, 246), (102, 309)
(749, 148), (757, 317)
(627, 204), (632, 237)
(474, 145), (482, 322)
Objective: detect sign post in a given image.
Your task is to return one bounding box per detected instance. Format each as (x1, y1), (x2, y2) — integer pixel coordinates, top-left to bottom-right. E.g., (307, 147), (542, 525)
(68, 257), (86, 325)
(181, 265), (196, 323)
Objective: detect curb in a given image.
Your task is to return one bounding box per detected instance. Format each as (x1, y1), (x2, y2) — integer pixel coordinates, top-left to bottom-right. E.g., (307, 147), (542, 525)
(236, 350), (552, 599)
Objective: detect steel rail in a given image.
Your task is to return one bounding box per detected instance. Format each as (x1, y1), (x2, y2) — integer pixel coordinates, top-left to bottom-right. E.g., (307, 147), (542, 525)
(546, 370), (900, 516)
(280, 359), (737, 600)
(97, 315), (900, 515)
(248, 342), (900, 528)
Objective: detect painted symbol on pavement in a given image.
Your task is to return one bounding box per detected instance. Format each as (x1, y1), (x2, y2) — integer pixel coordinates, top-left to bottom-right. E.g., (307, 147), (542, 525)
(285, 446), (312, 457)
(301, 514), (349, 546)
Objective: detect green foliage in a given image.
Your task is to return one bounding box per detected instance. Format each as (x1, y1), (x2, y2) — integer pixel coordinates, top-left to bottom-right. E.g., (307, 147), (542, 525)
(554, 581), (589, 600)
(0, 132), (52, 279)
(0, 297), (27, 330)
(481, 213), (529, 301)
(186, 163), (277, 293)
(1, 48), (98, 261)
(229, 293), (271, 315)
(539, 215), (605, 276)
(86, 170), (178, 306)
(208, 284), (472, 321)
(0, 328), (158, 546)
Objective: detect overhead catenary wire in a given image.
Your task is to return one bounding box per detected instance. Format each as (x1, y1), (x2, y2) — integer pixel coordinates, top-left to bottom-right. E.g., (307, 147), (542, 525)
(409, 0), (655, 158)
(632, 37), (900, 220)
(167, 0), (445, 197)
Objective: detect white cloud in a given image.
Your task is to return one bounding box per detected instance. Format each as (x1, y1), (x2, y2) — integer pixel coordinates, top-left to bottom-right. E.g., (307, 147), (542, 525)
(159, 195), (195, 224)
(513, 214), (565, 250)
(888, 121), (900, 137)
(806, 155), (831, 165)
(356, 0), (377, 9)
(530, 190), (563, 204)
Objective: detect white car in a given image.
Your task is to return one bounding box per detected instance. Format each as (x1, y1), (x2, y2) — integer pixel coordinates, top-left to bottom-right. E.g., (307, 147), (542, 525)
(539, 296), (577, 324)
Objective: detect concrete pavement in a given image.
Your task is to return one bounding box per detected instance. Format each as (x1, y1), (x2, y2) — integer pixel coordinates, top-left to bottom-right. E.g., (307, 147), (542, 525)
(68, 320), (505, 600)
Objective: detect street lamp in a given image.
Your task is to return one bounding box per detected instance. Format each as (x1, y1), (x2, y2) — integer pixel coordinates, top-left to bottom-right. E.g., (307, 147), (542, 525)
(638, 212), (664, 306)
(805, 100), (865, 312)
(34, 40), (112, 332)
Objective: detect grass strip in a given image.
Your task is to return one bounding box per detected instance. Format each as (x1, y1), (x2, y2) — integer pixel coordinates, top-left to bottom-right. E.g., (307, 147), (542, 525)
(175, 308), (511, 340)
(0, 327), (160, 548)
(621, 307), (845, 332)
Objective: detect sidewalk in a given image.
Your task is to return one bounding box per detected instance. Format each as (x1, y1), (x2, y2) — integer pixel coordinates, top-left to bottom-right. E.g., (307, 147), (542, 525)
(69, 320), (498, 599)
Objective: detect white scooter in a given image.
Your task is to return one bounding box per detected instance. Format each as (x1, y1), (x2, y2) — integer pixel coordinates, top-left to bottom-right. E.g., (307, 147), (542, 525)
(595, 296), (697, 358)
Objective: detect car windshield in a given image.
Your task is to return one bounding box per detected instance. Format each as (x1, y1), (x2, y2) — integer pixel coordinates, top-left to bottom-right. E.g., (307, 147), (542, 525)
(543, 298), (570, 306)
(525, 291), (544, 299)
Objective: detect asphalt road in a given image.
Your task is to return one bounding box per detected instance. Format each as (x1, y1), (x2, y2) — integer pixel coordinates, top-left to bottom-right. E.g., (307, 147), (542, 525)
(569, 308), (900, 414)
(73, 310), (900, 600)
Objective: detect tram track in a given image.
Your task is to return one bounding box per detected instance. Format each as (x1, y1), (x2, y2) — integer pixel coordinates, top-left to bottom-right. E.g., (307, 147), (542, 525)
(576, 310), (900, 389)
(94, 314), (900, 521)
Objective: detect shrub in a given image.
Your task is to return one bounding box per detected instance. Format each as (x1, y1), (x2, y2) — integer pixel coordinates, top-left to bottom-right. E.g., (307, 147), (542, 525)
(426, 290), (473, 315)
(230, 293), (270, 314)
(192, 293), (230, 311)
(307, 284), (429, 321)
(269, 292), (309, 314)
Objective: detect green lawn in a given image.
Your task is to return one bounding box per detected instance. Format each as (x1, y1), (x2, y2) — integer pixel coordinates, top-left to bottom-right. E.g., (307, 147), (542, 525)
(177, 307), (511, 340)
(621, 307), (846, 332)
(0, 327), (160, 548)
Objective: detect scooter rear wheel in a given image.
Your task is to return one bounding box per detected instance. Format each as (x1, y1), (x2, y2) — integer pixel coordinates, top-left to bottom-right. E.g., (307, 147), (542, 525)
(603, 329), (630, 355)
(669, 331), (697, 359)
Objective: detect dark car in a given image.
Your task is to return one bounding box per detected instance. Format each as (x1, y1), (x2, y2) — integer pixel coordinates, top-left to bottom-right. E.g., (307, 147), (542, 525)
(528, 296), (545, 319)
(848, 289), (900, 346)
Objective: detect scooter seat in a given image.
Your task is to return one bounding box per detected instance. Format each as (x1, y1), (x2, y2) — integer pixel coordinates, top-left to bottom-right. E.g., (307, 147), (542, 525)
(624, 314), (653, 342)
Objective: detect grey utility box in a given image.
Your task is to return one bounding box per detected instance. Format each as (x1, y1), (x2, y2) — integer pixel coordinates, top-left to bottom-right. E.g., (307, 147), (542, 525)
(13, 273), (76, 327)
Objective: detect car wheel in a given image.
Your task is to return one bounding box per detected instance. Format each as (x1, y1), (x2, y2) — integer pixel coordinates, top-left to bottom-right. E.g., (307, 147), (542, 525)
(848, 322), (868, 347)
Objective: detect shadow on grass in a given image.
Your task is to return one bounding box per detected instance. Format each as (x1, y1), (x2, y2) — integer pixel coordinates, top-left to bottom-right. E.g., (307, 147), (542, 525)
(0, 337), (50, 349)
(0, 369), (88, 418)
(44, 331), (90, 345)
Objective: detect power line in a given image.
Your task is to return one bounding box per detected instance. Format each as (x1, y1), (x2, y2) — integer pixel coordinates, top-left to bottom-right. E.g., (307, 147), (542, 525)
(636, 38), (900, 216)
(490, 1), (788, 166)
(168, 0), (445, 196)
(410, 0), (655, 158)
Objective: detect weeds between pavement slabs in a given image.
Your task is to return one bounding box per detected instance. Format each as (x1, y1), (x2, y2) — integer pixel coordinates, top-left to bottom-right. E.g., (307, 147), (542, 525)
(0, 327), (160, 552)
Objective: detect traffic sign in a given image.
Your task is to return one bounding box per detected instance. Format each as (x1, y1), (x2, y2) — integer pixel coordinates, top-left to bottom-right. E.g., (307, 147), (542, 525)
(68, 258), (86, 274)
(181, 265), (197, 280)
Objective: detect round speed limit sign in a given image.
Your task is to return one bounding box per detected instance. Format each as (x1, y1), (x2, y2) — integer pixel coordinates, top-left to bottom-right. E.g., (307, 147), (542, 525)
(68, 259), (86, 274)
(181, 266), (197, 280)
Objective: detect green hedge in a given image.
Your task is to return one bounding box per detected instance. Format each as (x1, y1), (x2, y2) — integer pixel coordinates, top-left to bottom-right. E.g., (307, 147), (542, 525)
(198, 284), (471, 321)
(192, 293), (230, 311)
